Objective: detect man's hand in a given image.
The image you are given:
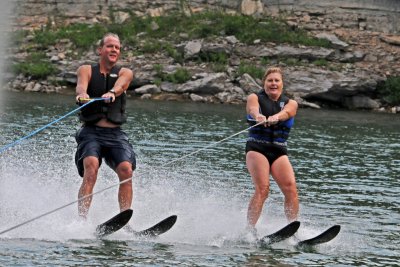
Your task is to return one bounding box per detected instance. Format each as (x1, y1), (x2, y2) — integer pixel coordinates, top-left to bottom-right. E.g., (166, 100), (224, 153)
(102, 91), (115, 103)
(76, 93), (90, 104)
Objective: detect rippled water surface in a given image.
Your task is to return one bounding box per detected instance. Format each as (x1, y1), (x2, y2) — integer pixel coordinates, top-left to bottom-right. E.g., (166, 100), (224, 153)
(0, 91), (399, 266)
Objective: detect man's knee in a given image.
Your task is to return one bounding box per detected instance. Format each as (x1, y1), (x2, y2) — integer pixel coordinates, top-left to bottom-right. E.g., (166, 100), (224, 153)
(83, 157), (100, 182)
(117, 162), (133, 178)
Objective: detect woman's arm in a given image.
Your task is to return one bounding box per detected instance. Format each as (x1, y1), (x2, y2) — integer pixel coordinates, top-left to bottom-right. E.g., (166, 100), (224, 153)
(268, 99), (298, 123)
(246, 93), (267, 123)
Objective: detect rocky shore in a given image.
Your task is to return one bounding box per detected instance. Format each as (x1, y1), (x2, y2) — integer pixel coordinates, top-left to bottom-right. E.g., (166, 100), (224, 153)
(6, 0), (400, 113)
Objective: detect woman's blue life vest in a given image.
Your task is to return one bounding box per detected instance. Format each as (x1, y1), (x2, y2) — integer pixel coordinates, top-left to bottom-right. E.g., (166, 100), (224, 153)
(79, 64), (127, 125)
(247, 90), (295, 146)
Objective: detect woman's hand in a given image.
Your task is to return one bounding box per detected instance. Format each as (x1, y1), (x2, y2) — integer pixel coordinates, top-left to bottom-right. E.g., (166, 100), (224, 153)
(255, 114), (266, 123)
(267, 114), (279, 125)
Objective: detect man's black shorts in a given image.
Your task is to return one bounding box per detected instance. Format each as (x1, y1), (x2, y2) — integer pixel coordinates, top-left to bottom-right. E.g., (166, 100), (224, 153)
(75, 125), (136, 177)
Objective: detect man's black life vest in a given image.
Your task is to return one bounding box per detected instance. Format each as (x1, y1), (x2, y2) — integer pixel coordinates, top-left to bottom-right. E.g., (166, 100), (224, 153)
(79, 64), (127, 125)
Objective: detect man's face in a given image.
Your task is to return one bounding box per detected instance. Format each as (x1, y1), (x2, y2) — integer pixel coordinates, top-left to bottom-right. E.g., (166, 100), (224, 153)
(99, 36), (121, 64)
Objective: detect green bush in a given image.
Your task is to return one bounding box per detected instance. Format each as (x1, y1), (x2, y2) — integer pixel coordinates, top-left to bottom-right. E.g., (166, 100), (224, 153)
(19, 10), (332, 50)
(164, 44), (184, 64)
(377, 76), (400, 105)
(12, 10), (333, 79)
(12, 52), (57, 79)
(199, 51), (228, 64)
(238, 63), (264, 80)
(119, 11), (331, 47)
(154, 65), (191, 84)
(141, 39), (163, 54)
(32, 30), (58, 48)
(31, 24), (106, 50)
(313, 59), (328, 67)
(165, 68), (191, 84)
(198, 51), (228, 72)
(65, 24), (106, 49)
(210, 62), (227, 73)
(280, 57), (301, 66)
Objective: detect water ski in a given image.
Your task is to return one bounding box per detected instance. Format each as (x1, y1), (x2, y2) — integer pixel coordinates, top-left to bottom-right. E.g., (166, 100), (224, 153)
(125, 215), (177, 237)
(258, 221), (301, 246)
(95, 209), (133, 238)
(296, 225), (341, 246)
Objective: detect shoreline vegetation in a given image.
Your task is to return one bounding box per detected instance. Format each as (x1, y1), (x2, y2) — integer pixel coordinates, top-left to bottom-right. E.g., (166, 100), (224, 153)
(7, 10), (400, 112)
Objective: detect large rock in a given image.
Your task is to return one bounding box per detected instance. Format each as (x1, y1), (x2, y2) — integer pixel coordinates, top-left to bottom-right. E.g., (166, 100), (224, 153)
(343, 95), (380, 109)
(176, 73), (227, 94)
(240, 0), (264, 16)
(236, 45), (334, 60)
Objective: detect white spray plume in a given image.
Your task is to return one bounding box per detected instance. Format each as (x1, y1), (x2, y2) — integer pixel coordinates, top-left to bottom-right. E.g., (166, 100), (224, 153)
(0, 1), (15, 112)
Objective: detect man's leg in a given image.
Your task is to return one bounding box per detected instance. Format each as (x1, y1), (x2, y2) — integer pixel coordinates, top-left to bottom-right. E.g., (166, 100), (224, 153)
(116, 161), (133, 212)
(78, 156), (100, 218)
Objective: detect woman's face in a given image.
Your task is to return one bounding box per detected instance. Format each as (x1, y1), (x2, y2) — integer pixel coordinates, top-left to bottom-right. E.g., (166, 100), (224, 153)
(264, 72), (283, 100)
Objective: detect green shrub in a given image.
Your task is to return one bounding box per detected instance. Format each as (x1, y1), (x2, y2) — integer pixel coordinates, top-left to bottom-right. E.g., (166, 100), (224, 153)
(154, 65), (191, 84)
(29, 23), (107, 51)
(21, 10), (332, 50)
(141, 39), (163, 54)
(280, 57), (301, 66)
(377, 76), (400, 105)
(12, 52), (57, 79)
(261, 57), (270, 66)
(199, 51), (228, 64)
(65, 24), (106, 49)
(154, 78), (162, 87)
(238, 63), (264, 80)
(165, 68), (191, 84)
(210, 62), (227, 73)
(120, 11), (331, 47)
(18, 10), (332, 50)
(13, 10), (333, 79)
(32, 30), (58, 48)
(164, 44), (184, 64)
(313, 59), (328, 67)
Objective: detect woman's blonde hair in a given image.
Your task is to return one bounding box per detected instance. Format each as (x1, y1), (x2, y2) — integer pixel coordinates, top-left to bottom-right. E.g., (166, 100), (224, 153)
(262, 67), (283, 85)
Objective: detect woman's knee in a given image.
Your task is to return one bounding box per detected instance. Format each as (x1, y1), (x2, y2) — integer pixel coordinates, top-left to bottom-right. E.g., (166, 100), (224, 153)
(255, 185), (270, 199)
(282, 182), (298, 199)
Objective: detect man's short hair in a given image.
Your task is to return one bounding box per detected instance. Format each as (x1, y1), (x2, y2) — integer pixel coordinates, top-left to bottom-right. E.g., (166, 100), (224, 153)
(99, 33), (120, 47)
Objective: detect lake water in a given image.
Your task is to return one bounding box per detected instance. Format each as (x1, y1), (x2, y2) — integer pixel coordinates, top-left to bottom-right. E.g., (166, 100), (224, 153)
(0, 91), (399, 266)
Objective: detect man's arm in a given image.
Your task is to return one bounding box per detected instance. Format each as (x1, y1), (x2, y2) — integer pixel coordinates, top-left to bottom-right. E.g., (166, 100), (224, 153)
(75, 65), (91, 103)
(103, 67), (134, 102)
